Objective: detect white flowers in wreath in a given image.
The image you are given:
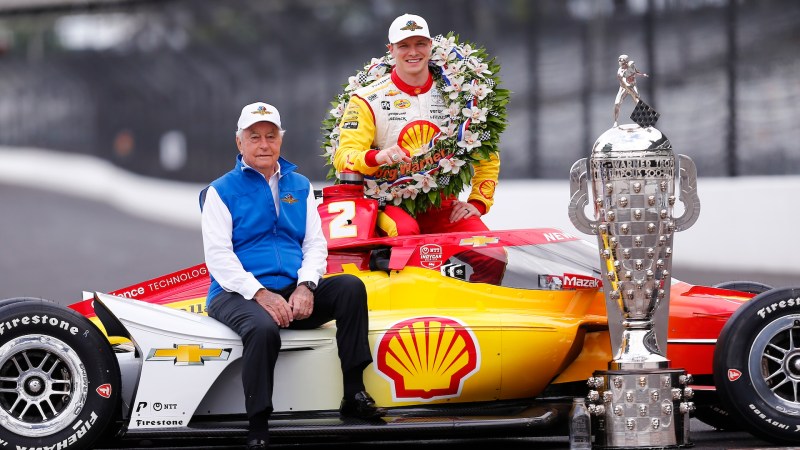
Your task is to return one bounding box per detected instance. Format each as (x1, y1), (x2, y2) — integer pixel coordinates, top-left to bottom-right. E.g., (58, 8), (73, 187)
(321, 33), (508, 215)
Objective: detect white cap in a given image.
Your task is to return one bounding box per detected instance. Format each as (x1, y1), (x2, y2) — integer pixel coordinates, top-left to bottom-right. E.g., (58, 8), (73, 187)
(237, 102), (281, 131)
(388, 14), (431, 44)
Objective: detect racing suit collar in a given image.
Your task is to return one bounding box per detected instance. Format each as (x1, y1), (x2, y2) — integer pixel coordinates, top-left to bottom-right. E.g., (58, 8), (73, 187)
(391, 68), (433, 96)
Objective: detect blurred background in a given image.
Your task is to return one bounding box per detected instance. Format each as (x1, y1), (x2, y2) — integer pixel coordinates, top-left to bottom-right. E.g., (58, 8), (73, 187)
(1, 0), (798, 181)
(0, 0), (798, 301)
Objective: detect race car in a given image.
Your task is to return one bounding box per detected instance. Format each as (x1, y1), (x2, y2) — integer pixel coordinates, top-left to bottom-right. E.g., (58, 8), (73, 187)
(1, 182), (798, 449)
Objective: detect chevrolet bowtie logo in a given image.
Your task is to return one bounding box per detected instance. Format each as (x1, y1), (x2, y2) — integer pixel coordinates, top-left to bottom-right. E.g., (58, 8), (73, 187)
(146, 344), (231, 366)
(459, 236), (499, 247)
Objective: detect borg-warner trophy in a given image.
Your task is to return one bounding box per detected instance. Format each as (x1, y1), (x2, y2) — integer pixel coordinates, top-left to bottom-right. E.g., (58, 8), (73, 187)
(568, 55), (701, 448)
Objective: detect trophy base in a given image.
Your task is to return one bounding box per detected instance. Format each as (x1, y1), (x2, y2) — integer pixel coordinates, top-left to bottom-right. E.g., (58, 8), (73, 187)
(589, 368), (693, 449)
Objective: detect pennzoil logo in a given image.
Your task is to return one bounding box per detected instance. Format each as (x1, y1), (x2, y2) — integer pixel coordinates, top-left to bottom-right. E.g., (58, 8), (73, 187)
(459, 236), (499, 247)
(375, 316), (480, 402)
(394, 99), (411, 109)
(281, 193), (298, 204)
(147, 344), (231, 366)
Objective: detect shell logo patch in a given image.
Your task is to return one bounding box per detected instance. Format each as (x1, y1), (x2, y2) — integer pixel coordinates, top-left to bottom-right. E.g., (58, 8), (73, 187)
(375, 316), (480, 402)
(394, 99), (411, 109)
(728, 369), (742, 382)
(397, 120), (440, 155)
(478, 180), (496, 199)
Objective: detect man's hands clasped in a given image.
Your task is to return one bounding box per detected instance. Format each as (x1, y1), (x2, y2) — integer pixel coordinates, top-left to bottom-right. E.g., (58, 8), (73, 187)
(253, 284), (315, 328)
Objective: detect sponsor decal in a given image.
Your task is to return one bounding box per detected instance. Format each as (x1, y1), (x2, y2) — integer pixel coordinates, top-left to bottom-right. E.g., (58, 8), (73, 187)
(381, 101), (391, 110)
(96, 384), (112, 399)
(459, 236), (499, 248)
(146, 344), (231, 366)
(342, 121), (358, 130)
(135, 419), (184, 427)
(109, 265), (208, 299)
(419, 244), (443, 269)
(539, 275), (563, 290)
(478, 179), (496, 199)
(386, 89), (401, 96)
(137, 401), (178, 413)
(748, 404), (794, 430)
(14, 411), (99, 449)
(757, 296), (800, 319)
(562, 273), (602, 290)
(375, 316), (480, 401)
(400, 20), (424, 32)
(728, 369), (742, 382)
(441, 263), (466, 280)
(367, 93), (378, 101)
(281, 193), (298, 204)
(394, 99), (411, 109)
(0, 315), (80, 336)
(542, 231), (577, 242)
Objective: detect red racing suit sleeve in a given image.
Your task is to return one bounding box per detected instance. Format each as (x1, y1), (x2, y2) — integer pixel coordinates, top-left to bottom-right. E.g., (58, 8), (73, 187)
(333, 95), (382, 176)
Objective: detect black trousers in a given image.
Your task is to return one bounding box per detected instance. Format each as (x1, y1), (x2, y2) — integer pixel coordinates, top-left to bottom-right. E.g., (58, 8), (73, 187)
(207, 274), (372, 418)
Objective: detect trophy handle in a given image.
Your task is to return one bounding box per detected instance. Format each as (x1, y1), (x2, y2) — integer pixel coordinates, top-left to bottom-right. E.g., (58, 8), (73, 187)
(568, 158), (597, 234)
(674, 154), (701, 231)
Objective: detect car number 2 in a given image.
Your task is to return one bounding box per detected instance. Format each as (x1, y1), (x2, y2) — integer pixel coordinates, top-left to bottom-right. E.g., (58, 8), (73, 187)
(327, 201), (358, 239)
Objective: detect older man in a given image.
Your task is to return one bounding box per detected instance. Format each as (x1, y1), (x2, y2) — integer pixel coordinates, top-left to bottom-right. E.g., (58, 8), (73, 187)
(201, 102), (384, 450)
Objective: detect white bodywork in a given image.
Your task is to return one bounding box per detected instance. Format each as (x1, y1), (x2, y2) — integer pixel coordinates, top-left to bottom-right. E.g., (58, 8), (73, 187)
(94, 293), (344, 430)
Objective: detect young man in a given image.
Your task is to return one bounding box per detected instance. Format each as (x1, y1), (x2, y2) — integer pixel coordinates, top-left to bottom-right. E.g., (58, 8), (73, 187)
(333, 13), (500, 238)
(201, 102), (384, 449)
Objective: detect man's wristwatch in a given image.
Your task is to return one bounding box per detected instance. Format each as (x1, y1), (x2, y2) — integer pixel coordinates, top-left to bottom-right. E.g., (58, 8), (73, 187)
(299, 281), (317, 292)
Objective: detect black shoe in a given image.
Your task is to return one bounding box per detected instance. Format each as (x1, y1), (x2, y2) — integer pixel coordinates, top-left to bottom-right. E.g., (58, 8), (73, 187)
(339, 391), (387, 419)
(246, 438), (267, 449)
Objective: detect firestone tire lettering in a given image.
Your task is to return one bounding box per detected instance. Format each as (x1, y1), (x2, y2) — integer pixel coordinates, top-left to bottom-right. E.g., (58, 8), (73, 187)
(0, 300), (121, 450)
(713, 287), (800, 445)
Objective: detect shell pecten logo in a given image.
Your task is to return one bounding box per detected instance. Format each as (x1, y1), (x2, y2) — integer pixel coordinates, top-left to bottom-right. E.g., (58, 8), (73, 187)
(397, 120), (441, 156)
(375, 316), (480, 402)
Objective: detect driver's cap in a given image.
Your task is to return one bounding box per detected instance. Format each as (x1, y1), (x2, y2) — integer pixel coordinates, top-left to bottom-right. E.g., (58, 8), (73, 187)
(388, 14), (431, 44)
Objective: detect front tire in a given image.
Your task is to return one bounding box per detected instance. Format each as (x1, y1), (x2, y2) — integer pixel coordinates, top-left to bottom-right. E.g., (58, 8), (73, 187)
(0, 299), (120, 450)
(713, 287), (800, 444)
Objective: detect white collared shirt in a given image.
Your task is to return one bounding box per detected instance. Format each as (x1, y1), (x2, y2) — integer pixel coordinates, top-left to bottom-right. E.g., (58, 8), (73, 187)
(201, 160), (327, 300)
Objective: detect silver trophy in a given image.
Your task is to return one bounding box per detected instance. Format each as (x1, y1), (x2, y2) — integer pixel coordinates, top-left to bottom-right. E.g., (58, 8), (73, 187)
(568, 56), (700, 448)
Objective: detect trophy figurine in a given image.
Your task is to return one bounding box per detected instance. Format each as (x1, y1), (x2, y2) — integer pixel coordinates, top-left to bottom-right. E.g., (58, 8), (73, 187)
(568, 55), (700, 448)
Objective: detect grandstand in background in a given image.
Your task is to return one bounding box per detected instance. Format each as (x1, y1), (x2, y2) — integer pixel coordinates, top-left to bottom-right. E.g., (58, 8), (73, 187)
(0, 0), (797, 182)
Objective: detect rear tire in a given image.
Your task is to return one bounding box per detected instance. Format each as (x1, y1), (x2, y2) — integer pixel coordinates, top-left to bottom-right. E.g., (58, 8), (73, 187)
(0, 299), (120, 450)
(713, 287), (800, 444)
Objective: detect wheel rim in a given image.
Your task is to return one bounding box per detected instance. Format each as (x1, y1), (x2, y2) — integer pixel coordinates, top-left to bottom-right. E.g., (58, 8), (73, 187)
(0, 335), (87, 437)
(749, 316), (800, 416)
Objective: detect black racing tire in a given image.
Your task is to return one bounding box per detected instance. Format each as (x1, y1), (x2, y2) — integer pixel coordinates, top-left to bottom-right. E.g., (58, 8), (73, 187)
(0, 299), (121, 450)
(713, 287), (800, 444)
(713, 280), (773, 295)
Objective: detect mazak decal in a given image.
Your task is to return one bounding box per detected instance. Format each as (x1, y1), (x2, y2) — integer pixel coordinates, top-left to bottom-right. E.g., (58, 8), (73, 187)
(375, 316), (480, 402)
(96, 384), (112, 399)
(728, 369), (742, 382)
(419, 244), (443, 269)
(146, 344), (231, 366)
(563, 273), (602, 290)
(459, 236), (499, 248)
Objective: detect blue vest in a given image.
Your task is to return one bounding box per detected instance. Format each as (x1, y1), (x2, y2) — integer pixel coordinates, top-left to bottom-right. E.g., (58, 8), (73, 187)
(201, 155), (310, 303)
